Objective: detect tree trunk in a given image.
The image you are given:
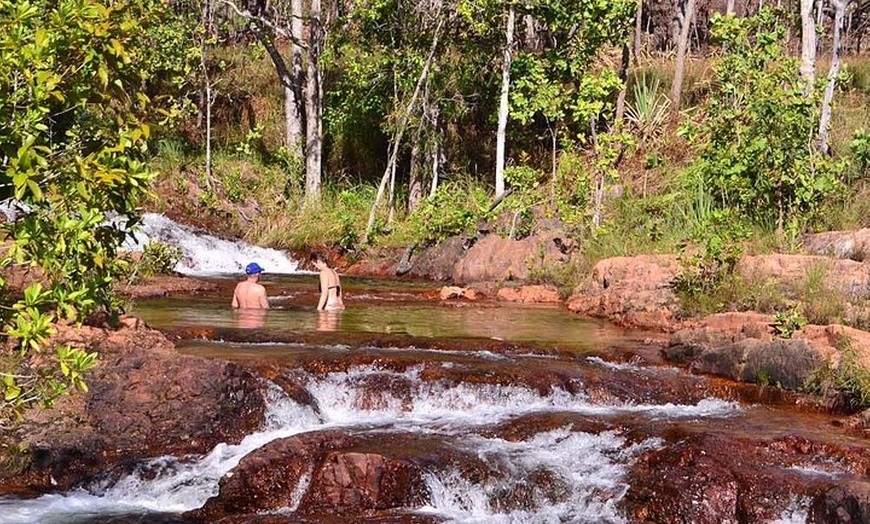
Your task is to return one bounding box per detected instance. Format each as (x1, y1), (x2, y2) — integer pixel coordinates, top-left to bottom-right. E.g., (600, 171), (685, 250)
(523, 13), (539, 51)
(800, 0), (817, 95)
(495, 5), (515, 198)
(818, 0), (847, 155)
(726, 0), (735, 15)
(289, 0), (304, 153)
(634, 0), (644, 56)
(670, 0), (696, 113)
(408, 134), (423, 212)
(200, 2), (214, 190)
(430, 103), (441, 197)
(615, 42), (630, 124)
(305, 0), (323, 202)
(363, 15), (444, 244)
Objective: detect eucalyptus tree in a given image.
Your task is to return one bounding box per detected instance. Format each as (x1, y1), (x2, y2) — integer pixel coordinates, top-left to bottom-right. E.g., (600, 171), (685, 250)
(221, 0), (322, 200)
(800, 0), (817, 94)
(818, 0), (850, 155)
(670, 0), (697, 112)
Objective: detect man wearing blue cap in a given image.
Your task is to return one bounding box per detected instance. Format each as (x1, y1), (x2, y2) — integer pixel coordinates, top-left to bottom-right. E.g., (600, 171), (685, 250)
(232, 262), (269, 309)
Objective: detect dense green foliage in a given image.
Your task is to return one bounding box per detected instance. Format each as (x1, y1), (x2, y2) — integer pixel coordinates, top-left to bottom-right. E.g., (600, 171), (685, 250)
(683, 8), (844, 234)
(0, 0), (181, 423)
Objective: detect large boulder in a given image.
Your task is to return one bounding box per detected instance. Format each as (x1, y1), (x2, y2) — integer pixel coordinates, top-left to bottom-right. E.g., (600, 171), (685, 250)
(802, 229), (870, 262)
(188, 430), (451, 522)
(566, 255), (682, 331)
(666, 313), (870, 394)
(451, 233), (568, 284)
(623, 432), (870, 524)
(0, 323), (266, 497)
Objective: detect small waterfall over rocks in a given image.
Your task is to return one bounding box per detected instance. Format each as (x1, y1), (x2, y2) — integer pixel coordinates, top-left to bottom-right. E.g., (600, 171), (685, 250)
(123, 213), (300, 276)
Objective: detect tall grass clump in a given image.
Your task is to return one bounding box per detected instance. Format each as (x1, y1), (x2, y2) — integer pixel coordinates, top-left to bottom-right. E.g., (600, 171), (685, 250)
(804, 336), (870, 411)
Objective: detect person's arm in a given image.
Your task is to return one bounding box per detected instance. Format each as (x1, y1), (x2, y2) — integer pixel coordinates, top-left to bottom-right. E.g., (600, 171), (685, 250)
(258, 285), (269, 309)
(232, 285), (240, 308)
(317, 271), (328, 310)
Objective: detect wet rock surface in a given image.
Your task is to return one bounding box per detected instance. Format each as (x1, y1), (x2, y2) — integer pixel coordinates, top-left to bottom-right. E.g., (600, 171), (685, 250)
(623, 432), (870, 524)
(186, 430), (450, 522)
(0, 324), (265, 497)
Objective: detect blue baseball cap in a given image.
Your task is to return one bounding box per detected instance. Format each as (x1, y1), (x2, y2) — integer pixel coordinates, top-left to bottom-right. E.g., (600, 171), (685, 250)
(245, 262), (264, 275)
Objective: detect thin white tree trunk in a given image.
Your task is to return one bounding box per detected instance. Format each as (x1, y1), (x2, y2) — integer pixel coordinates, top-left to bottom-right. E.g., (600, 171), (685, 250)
(800, 0), (817, 95)
(408, 131), (423, 212)
(818, 0), (847, 154)
(726, 0), (735, 15)
(615, 43), (630, 123)
(670, 0), (696, 112)
(634, 0), (644, 56)
(430, 104), (440, 197)
(305, 0), (323, 202)
(363, 15), (444, 243)
(200, 3), (214, 190)
(495, 5), (515, 198)
(289, 0), (304, 153)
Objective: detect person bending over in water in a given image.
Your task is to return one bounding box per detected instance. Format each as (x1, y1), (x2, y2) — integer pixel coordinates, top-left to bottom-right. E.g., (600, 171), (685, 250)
(311, 253), (345, 311)
(232, 262), (269, 309)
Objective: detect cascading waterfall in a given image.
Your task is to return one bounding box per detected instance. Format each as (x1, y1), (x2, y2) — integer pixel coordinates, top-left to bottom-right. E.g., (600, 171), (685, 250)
(122, 213), (300, 276)
(0, 365), (742, 524)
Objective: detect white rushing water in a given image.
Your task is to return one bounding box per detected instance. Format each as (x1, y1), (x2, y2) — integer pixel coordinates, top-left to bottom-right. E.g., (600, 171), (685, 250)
(0, 365), (741, 524)
(122, 213), (300, 276)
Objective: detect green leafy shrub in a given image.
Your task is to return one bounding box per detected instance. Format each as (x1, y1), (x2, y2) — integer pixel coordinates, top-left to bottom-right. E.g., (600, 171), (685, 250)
(672, 209), (748, 316)
(850, 128), (870, 178)
(772, 308), (807, 339)
(685, 8), (844, 234)
(0, 0), (180, 424)
(407, 180), (489, 245)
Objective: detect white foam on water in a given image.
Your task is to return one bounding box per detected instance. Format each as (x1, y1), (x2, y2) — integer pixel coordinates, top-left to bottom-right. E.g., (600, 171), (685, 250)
(767, 497), (810, 524)
(419, 428), (661, 524)
(0, 366), (741, 524)
(302, 365), (741, 433)
(122, 213), (299, 276)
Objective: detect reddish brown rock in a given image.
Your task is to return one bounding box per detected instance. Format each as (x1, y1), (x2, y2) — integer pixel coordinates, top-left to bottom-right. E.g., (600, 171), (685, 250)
(623, 433), (870, 524)
(566, 255), (682, 331)
(451, 233), (568, 284)
(666, 314), (870, 393)
(438, 286), (479, 301)
(738, 255), (870, 297)
(496, 285), (561, 303)
(118, 275), (219, 299)
(0, 325), (265, 497)
(189, 431), (439, 522)
(407, 237), (467, 281)
(802, 228), (870, 261)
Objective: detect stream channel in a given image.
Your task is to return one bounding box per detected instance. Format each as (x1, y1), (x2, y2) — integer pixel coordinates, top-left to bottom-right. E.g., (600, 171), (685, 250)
(1, 272), (869, 523)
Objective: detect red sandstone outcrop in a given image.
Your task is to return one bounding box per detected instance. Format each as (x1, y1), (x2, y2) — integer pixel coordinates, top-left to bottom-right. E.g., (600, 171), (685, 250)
(802, 228), (870, 261)
(566, 255), (682, 331)
(666, 313), (870, 399)
(187, 430), (448, 522)
(0, 323), (265, 497)
(451, 233), (568, 284)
